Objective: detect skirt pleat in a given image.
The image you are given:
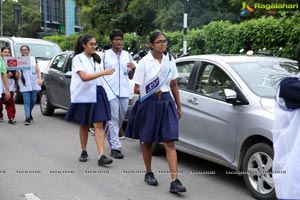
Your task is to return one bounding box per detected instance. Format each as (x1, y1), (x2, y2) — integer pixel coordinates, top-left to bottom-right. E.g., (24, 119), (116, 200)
(65, 86), (111, 124)
(125, 92), (178, 143)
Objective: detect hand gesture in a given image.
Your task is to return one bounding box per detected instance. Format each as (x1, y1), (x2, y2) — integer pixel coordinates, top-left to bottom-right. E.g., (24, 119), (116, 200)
(127, 62), (136, 70)
(104, 68), (115, 75)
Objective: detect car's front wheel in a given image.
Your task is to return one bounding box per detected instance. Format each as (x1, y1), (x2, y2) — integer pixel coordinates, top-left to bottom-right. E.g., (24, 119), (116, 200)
(242, 143), (275, 200)
(40, 90), (55, 116)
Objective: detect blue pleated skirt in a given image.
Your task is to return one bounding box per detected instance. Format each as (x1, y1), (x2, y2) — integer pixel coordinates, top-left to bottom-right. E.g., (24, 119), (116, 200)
(65, 86), (111, 124)
(125, 92), (179, 143)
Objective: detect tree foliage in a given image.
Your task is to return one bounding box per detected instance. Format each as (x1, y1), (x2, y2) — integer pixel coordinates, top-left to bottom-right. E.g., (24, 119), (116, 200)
(75, 0), (243, 35)
(2, 0), (41, 37)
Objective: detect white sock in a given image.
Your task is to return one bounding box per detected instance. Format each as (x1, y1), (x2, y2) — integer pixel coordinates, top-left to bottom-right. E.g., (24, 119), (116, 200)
(98, 154), (104, 159)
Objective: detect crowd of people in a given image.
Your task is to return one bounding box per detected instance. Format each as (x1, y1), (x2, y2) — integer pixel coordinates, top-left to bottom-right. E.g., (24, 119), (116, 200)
(63, 30), (186, 193)
(0, 45), (42, 125)
(3, 29), (299, 197)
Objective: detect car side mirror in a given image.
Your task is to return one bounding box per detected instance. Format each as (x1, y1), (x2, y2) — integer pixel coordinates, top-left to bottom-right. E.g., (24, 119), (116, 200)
(177, 77), (188, 89)
(224, 89), (238, 104)
(224, 88), (249, 105)
(65, 71), (72, 78)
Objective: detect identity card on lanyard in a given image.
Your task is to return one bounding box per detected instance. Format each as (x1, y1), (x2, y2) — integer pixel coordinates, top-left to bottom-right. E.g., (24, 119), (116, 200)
(139, 65), (172, 102)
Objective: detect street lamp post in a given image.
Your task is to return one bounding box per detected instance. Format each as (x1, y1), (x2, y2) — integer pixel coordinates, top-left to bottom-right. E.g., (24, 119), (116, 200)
(183, 0), (189, 55)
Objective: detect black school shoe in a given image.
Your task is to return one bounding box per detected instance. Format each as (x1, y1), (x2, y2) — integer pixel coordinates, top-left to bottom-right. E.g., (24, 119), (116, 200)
(98, 155), (113, 166)
(24, 118), (31, 125)
(169, 179), (186, 193)
(79, 151), (88, 162)
(8, 119), (16, 125)
(144, 172), (158, 186)
(110, 149), (124, 159)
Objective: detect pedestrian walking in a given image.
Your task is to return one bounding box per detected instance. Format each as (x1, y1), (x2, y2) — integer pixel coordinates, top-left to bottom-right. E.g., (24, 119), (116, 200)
(65, 34), (115, 166)
(0, 47), (18, 124)
(103, 29), (136, 159)
(17, 45), (42, 125)
(272, 44), (300, 199)
(125, 31), (186, 193)
(0, 49), (10, 118)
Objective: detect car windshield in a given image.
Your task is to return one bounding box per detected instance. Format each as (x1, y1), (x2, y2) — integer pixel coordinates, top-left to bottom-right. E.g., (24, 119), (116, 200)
(14, 43), (61, 59)
(228, 60), (299, 98)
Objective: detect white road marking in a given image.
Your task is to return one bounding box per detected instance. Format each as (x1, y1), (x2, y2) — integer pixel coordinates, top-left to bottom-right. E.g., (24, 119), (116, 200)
(24, 193), (41, 200)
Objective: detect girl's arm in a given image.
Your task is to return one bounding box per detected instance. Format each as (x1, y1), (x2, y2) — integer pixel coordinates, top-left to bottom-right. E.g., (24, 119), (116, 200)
(78, 68), (115, 81)
(170, 79), (182, 119)
(35, 63), (42, 85)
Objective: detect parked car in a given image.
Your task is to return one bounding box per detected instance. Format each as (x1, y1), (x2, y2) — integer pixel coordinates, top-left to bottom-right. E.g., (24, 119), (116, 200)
(40, 51), (73, 115)
(0, 37), (62, 103)
(169, 55), (298, 200)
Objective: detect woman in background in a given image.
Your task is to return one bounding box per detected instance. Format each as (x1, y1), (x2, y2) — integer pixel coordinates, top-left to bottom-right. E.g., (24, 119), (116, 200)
(18, 45), (42, 125)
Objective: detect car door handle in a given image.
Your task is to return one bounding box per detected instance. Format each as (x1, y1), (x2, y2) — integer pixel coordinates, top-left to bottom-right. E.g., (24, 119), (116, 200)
(187, 97), (199, 105)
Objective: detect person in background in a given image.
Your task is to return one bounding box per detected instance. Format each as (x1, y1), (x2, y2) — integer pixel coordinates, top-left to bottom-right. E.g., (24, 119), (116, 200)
(0, 48), (11, 122)
(272, 44), (300, 199)
(65, 34), (115, 166)
(103, 29), (136, 159)
(17, 45), (42, 125)
(125, 31), (186, 194)
(0, 47), (18, 124)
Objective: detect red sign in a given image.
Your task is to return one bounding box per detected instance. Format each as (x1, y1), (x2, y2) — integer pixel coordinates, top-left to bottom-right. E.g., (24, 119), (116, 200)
(7, 59), (18, 67)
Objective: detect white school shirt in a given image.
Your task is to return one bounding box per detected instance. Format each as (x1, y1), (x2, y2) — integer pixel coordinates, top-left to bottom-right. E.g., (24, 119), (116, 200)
(133, 52), (178, 92)
(70, 53), (98, 103)
(103, 49), (132, 98)
(17, 57), (40, 92)
(272, 89), (300, 199)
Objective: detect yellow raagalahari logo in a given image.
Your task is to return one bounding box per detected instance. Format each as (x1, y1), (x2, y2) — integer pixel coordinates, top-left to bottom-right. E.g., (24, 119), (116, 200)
(253, 3), (298, 10)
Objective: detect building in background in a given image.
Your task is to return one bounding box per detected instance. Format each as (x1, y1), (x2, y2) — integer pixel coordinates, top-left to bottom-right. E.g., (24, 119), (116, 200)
(39, 0), (80, 36)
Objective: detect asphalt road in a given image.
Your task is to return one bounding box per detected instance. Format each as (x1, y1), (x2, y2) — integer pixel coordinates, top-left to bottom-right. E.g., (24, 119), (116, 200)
(0, 104), (255, 200)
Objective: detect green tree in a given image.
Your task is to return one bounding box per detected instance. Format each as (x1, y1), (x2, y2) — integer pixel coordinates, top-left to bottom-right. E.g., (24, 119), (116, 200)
(2, 0), (41, 37)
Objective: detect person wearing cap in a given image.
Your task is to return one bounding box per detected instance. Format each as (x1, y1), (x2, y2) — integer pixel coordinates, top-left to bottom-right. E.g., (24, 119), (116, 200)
(272, 45), (300, 199)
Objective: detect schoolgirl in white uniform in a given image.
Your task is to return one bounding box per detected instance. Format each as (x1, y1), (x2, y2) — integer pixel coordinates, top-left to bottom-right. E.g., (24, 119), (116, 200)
(65, 34), (115, 166)
(18, 45), (42, 125)
(125, 32), (186, 194)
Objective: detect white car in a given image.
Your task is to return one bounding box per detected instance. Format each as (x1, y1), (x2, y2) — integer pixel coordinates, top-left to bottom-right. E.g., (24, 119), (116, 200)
(0, 37), (62, 103)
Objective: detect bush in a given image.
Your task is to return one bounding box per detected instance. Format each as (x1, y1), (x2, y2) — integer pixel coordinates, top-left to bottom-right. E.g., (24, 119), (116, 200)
(43, 13), (300, 59)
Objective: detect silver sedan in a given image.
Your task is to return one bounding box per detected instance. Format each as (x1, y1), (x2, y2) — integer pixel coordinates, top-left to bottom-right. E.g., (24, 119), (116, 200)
(171, 55), (298, 200)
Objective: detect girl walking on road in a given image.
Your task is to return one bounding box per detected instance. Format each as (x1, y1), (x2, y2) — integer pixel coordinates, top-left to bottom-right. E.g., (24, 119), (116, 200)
(0, 47), (18, 124)
(65, 34), (115, 166)
(18, 45), (42, 125)
(125, 32), (186, 193)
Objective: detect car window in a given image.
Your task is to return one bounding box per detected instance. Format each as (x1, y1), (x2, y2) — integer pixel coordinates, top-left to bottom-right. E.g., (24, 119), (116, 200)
(229, 61), (298, 98)
(50, 54), (68, 72)
(176, 61), (194, 89)
(14, 43), (61, 59)
(0, 41), (10, 50)
(195, 63), (235, 101)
